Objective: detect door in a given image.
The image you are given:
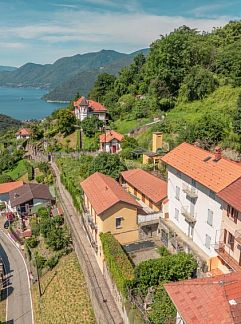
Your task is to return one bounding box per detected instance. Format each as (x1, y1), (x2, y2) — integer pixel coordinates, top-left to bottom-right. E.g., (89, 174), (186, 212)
(112, 145), (116, 153)
(142, 194), (145, 202)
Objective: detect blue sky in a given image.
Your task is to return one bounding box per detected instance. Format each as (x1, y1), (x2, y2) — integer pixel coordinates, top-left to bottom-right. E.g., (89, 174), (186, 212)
(0, 0), (240, 66)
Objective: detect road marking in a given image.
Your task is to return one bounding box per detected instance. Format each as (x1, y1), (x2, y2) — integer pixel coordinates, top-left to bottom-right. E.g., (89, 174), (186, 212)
(0, 229), (34, 324)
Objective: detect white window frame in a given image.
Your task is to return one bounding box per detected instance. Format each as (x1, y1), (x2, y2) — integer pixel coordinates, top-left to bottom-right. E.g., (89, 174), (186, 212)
(175, 186), (180, 201)
(207, 209), (213, 227)
(115, 217), (123, 229)
(174, 208), (179, 221)
(205, 234), (211, 249)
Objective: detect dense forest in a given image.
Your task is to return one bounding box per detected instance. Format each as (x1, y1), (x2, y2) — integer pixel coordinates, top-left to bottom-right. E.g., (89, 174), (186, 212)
(88, 21), (241, 152)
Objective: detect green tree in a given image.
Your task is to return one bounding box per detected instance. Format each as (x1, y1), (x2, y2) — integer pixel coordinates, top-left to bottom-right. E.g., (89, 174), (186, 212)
(81, 116), (103, 138)
(233, 93), (241, 135)
(46, 227), (70, 251)
(88, 73), (116, 102)
(89, 152), (127, 179)
(194, 112), (227, 147)
(179, 66), (218, 101)
(56, 109), (76, 136)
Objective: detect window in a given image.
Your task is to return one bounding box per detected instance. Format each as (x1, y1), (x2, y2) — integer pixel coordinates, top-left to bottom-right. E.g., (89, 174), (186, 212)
(174, 208), (179, 221)
(228, 232), (234, 251)
(191, 179), (196, 188)
(207, 209), (213, 226)
(175, 186), (180, 200)
(205, 234), (211, 249)
(115, 217), (122, 229)
(176, 170), (182, 179)
(209, 190), (216, 200)
(227, 205), (238, 224)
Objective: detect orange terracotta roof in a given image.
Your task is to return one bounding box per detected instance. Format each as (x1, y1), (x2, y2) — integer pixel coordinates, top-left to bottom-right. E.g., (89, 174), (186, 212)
(217, 177), (241, 212)
(165, 271), (241, 324)
(99, 130), (124, 143)
(80, 172), (139, 215)
(74, 96), (107, 112)
(0, 181), (24, 194)
(16, 128), (32, 136)
(121, 169), (167, 204)
(161, 142), (241, 193)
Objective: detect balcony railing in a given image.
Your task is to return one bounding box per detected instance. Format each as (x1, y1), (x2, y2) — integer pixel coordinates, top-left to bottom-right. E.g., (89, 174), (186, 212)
(181, 207), (196, 223)
(182, 183), (198, 198)
(214, 242), (240, 272)
(138, 212), (162, 224)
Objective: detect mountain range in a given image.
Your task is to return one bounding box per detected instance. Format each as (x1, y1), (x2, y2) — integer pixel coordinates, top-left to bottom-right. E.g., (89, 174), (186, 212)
(0, 66), (17, 72)
(0, 49), (148, 101)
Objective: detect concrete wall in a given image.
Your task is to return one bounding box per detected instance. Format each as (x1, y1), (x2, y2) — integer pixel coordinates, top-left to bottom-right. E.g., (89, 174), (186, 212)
(167, 165), (223, 258)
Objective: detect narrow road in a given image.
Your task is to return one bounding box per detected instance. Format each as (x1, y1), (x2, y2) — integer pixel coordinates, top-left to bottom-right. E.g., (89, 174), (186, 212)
(51, 162), (123, 324)
(0, 230), (33, 324)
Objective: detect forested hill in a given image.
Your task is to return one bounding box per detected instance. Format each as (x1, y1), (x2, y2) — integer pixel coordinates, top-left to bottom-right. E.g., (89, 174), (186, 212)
(0, 49), (148, 101)
(0, 114), (21, 132)
(87, 21), (241, 151)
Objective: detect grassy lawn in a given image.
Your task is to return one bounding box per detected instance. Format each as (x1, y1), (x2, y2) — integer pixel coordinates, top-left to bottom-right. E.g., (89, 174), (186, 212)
(32, 252), (95, 324)
(5, 159), (29, 180)
(56, 131), (78, 150)
(112, 117), (151, 134)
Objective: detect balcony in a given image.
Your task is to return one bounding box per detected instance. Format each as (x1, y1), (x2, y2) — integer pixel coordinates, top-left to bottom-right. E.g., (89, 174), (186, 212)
(138, 212), (162, 225)
(235, 229), (241, 245)
(214, 242), (241, 272)
(84, 212), (98, 230)
(181, 207), (196, 223)
(182, 183), (198, 198)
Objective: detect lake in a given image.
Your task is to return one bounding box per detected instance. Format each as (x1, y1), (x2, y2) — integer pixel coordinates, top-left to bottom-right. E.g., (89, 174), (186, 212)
(0, 87), (67, 120)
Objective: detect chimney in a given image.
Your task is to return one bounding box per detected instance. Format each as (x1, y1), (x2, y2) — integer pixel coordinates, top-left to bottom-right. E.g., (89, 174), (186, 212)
(214, 147), (222, 161)
(152, 132), (163, 153)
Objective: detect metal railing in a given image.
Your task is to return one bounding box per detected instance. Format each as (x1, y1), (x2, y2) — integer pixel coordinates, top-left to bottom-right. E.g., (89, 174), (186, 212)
(138, 212), (162, 224)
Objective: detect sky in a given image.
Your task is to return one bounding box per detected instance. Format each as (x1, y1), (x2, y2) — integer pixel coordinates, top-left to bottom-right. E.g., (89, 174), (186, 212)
(0, 0), (240, 67)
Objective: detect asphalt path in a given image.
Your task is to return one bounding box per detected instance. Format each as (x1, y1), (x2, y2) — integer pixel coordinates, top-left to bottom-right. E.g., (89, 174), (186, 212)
(0, 230), (33, 324)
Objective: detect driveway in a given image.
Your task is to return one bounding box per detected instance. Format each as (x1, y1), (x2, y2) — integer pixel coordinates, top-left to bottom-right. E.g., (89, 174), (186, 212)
(0, 229), (33, 324)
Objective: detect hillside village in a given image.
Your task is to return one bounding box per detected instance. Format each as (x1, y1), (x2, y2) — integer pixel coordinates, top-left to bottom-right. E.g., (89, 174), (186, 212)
(1, 20), (241, 324)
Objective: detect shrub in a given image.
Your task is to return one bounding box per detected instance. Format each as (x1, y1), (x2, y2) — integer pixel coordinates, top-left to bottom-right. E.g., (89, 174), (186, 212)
(37, 207), (50, 218)
(36, 174), (45, 183)
(30, 218), (40, 236)
(28, 165), (34, 181)
(157, 246), (170, 257)
(46, 255), (59, 269)
(100, 232), (134, 297)
(26, 236), (39, 248)
(0, 174), (12, 183)
(34, 252), (46, 270)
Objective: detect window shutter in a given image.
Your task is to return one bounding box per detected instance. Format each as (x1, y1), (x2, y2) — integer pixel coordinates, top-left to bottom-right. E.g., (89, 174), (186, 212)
(224, 229), (227, 243)
(234, 210), (238, 224)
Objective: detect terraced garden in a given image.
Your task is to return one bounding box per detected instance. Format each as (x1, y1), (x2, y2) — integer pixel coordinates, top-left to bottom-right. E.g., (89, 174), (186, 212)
(32, 252), (95, 324)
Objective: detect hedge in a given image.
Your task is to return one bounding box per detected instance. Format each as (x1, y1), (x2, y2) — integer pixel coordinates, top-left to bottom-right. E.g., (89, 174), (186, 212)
(100, 232), (134, 297)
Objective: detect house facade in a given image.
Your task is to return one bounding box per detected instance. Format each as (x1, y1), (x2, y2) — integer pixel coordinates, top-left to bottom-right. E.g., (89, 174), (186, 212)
(120, 168), (167, 239)
(81, 172), (140, 271)
(74, 96), (107, 122)
(99, 130), (124, 153)
(215, 178), (241, 272)
(0, 181), (24, 203)
(8, 183), (55, 217)
(16, 128), (32, 140)
(161, 143), (241, 272)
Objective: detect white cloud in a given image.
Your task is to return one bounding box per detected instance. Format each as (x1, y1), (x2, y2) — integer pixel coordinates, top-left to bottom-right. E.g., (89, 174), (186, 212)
(0, 42), (25, 49)
(52, 3), (78, 9)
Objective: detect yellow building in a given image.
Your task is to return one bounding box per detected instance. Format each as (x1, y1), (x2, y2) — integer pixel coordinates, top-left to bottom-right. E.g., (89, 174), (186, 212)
(81, 172), (140, 271)
(143, 132), (163, 166)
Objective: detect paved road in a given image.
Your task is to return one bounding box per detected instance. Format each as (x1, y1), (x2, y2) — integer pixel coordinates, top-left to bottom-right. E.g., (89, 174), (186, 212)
(0, 230), (33, 324)
(51, 162), (123, 324)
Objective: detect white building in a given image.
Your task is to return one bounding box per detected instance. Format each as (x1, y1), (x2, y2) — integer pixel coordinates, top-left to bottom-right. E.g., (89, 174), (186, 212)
(160, 143), (241, 272)
(99, 130), (124, 153)
(74, 96), (107, 122)
(16, 128), (32, 140)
